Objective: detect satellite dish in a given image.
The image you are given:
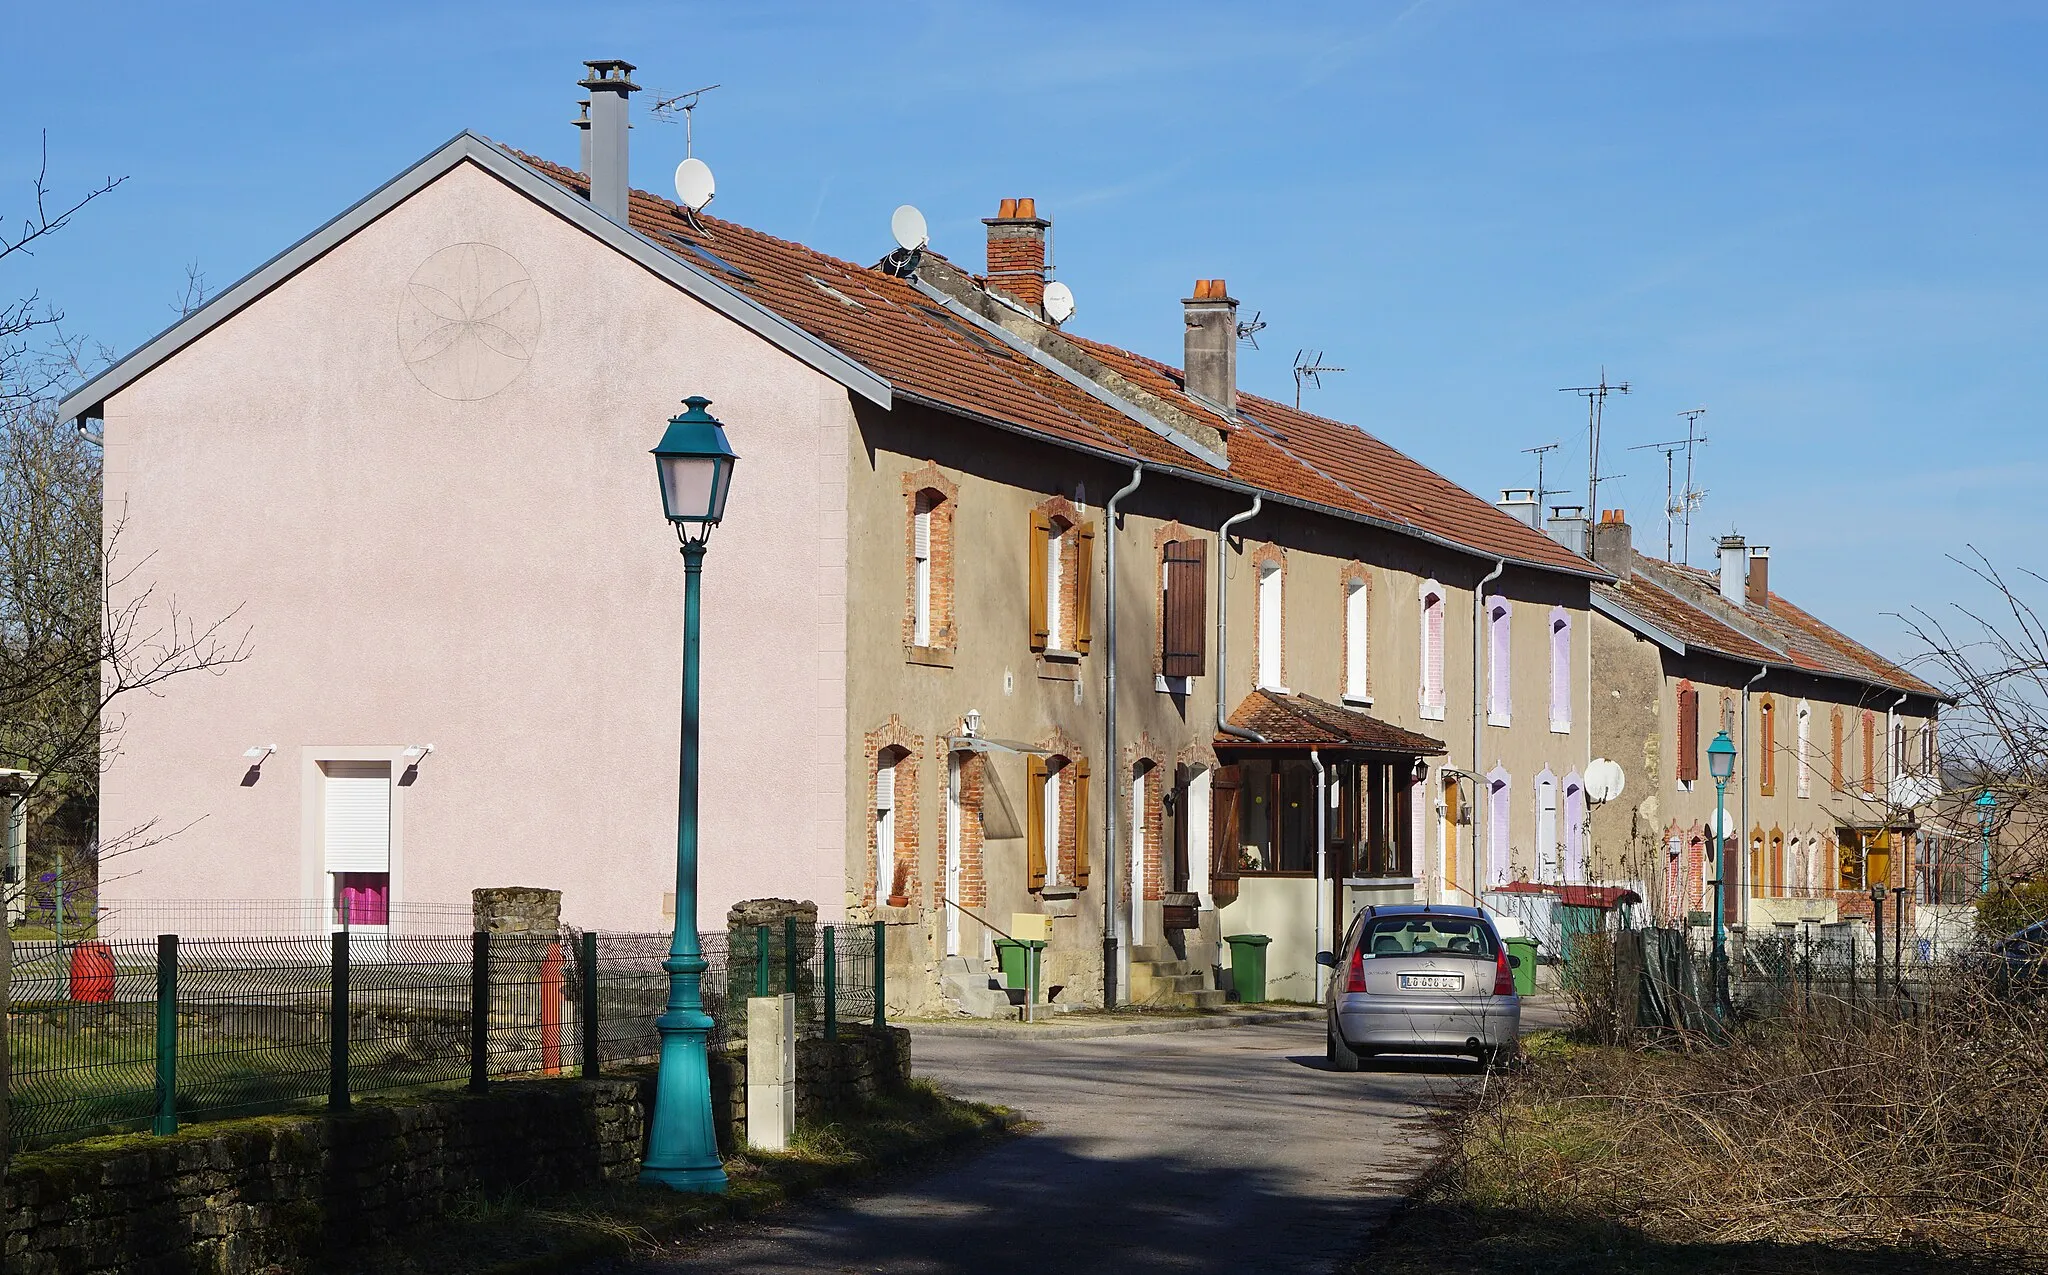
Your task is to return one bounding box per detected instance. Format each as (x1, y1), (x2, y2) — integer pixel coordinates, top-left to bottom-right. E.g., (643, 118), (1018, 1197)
(1714, 809), (1737, 840)
(674, 157), (716, 212)
(1043, 280), (1076, 324)
(1584, 758), (1625, 804)
(890, 204), (929, 252)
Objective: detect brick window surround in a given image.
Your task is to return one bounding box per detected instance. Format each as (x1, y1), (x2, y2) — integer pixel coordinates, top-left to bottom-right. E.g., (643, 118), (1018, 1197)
(1030, 496), (1093, 660)
(1123, 736), (1166, 908)
(902, 463), (959, 666)
(1249, 541), (1286, 692)
(1026, 726), (1089, 891)
(863, 717), (924, 912)
(1340, 562), (1370, 703)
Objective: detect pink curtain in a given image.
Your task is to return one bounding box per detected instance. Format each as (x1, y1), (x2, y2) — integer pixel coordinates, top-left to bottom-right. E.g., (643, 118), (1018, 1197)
(336, 873), (390, 926)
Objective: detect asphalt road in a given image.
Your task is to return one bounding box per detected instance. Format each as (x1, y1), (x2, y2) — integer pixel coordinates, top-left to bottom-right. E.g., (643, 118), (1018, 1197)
(620, 1019), (1484, 1275)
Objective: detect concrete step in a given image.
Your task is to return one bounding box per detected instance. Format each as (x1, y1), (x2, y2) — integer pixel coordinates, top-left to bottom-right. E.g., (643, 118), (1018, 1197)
(939, 955), (1011, 1019)
(1186, 988), (1228, 1010)
(1129, 944), (1177, 964)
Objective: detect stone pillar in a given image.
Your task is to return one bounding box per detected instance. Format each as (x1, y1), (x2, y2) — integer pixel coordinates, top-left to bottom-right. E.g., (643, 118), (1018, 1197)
(746, 993), (796, 1151)
(473, 887), (566, 1075)
(725, 899), (818, 1037)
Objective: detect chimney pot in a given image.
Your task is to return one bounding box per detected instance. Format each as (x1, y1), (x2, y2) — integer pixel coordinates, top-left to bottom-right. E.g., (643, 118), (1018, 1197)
(1496, 488), (1539, 529)
(1545, 505), (1589, 557)
(578, 59), (640, 222)
(1746, 545), (1771, 608)
(983, 196), (1051, 313)
(1182, 278), (1240, 410)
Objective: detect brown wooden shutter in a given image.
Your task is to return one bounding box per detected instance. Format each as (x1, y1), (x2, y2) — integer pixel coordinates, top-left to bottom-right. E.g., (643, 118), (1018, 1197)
(1025, 756), (1048, 889)
(1073, 757), (1092, 888)
(1676, 684), (1699, 782)
(1162, 539), (1208, 678)
(1029, 511), (1052, 652)
(1074, 521), (1096, 653)
(1210, 764), (1242, 907)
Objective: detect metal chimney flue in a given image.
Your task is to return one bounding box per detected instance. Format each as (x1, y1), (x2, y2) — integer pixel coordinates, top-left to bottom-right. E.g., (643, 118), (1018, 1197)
(1718, 533), (1748, 607)
(579, 60), (639, 221)
(573, 99), (592, 177)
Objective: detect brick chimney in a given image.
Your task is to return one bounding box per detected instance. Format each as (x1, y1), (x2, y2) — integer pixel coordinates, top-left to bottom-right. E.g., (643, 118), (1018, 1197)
(1718, 533), (1748, 607)
(578, 59), (639, 221)
(1183, 279), (1238, 411)
(1746, 545), (1771, 608)
(983, 198), (1049, 313)
(1590, 508), (1633, 577)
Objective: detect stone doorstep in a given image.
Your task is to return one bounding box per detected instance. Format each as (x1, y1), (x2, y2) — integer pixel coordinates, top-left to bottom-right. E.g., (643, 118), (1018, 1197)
(895, 1007), (1320, 1039)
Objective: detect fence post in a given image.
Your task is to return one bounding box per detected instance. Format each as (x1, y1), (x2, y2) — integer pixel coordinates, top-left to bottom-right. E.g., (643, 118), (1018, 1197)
(469, 931), (490, 1092)
(330, 930), (351, 1112)
(823, 925), (838, 1042)
(1847, 935), (1858, 1016)
(873, 921), (886, 1030)
(784, 915), (799, 995)
(580, 930), (600, 1079)
(755, 925), (770, 998)
(152, 934), (178, 1136)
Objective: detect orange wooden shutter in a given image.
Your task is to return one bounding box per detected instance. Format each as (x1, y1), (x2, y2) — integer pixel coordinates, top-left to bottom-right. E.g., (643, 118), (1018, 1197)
(1025, 756), (1048, 889)
(1074, 521), (1096, 653)
(1073, 757), (1092, 888)
(1029, 511), (1051, 652)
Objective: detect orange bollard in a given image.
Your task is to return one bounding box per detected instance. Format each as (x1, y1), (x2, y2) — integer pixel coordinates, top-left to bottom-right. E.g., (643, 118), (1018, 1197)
(540, 940), (564, 1075)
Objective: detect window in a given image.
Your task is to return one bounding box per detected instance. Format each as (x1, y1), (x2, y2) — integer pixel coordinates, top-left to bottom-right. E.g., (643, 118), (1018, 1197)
(1563, 774), (1586, 883)
(1759, 696), (1777, 796)
(1797, 701), (1812, 798)
(1026, 753), (1090, 891)
(1487, 597), (1511, 725)
(1831, 707), (1845, 792)
(1222, 757), (1413, 878)
(1548, 608), (1571, 733)
(902, 469), (958, 658)
(1160, 538), (1208, 679)
(873, 747), (914, 909)
(1486, 767), (1510, 886)
(1861, 711), (1877, 797)
(322, 761), (391, 929)
(1535, 770), (1559, 883)
(1676, 681), (1700, 785)
(1343, 573), (1370, 703)
(1354, 913), (1499, 960)
(1748, 828), (1764, 902)
(1029, 507), (1093, 655)
(1256, 557), (1285, 691)
(1420, 581), (1446, 719)
(1839, 828), (1891, 891)
(1917, 721), (1937, 776)
(1892, 720), (1907, 784)
(1769, 827), (1785, 898)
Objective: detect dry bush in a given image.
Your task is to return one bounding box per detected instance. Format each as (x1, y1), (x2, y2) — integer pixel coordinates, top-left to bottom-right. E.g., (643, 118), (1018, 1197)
(1467, 968), (2048, 1262)
(1556, 929), (1622, 1045)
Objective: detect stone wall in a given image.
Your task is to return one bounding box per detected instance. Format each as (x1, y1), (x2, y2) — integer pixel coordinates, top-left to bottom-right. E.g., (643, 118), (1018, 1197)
(703, 1023), (911, 1151)
(4, 1078), (641, 1275)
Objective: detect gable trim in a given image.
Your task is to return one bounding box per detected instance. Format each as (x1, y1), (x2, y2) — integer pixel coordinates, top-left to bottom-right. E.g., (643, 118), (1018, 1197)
(58, 131), (892, 427)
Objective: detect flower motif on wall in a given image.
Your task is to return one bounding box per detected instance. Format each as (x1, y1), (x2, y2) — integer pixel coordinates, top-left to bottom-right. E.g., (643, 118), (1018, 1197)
(397, 243), (541, 401)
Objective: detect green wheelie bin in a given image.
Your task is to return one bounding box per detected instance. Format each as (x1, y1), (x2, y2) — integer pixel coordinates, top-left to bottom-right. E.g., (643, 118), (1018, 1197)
(1225, 933), (1272, 1003)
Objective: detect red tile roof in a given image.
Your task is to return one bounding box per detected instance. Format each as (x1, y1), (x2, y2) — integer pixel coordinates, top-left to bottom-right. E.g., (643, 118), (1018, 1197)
(502, 146), (1602, 578)
(1596, 554), (1942, 699)
(1220, 690), (1448, 754)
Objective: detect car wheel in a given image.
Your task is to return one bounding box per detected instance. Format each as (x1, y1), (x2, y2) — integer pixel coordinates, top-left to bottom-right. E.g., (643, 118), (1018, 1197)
(1328, 1024), (1362, 1072)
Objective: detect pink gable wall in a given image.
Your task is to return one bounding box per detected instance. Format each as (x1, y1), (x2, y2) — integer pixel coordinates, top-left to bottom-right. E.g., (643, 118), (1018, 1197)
(96, 160), (853, 934)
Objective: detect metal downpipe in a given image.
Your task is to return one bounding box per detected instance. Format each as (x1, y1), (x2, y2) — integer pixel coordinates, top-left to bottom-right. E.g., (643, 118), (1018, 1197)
(1217, 496), (1268, 745)
(1472, 560), (1506, 902)
(1102, 464), (1143, 1008)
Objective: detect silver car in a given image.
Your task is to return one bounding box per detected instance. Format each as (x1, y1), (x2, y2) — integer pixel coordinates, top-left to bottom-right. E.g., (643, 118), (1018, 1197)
(1321, 904), (1520, 1070)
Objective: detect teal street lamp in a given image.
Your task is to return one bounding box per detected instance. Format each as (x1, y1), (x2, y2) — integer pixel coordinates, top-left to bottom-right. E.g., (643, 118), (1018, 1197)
(1975, 789), (1997, 897)
(1706, 729), (1737, 1019)
(641, 396), (738, 1194)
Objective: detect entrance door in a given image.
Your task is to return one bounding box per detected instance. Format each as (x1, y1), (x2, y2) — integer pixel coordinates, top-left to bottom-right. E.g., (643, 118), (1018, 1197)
(1170, 764), (1192, 893)
(1442, 772), (1462, 901)
(1130, 764), (1148, 947)
(944, 752), (962, 957)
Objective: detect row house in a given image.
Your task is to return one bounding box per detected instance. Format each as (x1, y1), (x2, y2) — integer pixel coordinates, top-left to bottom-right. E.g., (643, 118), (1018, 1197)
(61, 65), (1634, 1011)
(1578, 510), (1948, 939)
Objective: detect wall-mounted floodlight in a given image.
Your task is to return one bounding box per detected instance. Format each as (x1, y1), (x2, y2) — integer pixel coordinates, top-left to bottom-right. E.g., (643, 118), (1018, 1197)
(402, 744), (436, 761)
(241, 745), (275, 788)
(244, 745), (276, 760)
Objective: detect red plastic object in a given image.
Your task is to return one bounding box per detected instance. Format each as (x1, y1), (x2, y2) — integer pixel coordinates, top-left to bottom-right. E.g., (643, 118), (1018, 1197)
(540, 941), (564, 1075)
(70, 941), (116, 1003)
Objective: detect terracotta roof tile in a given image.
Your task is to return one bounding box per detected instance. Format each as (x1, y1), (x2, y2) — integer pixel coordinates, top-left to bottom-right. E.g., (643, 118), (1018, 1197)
(505, 146), (1599, 577)
(1221, 690), (1448, 753)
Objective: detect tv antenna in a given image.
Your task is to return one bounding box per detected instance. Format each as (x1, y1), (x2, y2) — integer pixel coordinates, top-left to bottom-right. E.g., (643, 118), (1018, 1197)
(1523, 442), (1563, 509)
(652, 83), (722, 229)
(1674, 407), (1708, 564)
(1292, 349), (1345, 410)
(1560, 368), (1629, 522)
(1236, 310), (1267, 350)
(650, 83), (722, 152)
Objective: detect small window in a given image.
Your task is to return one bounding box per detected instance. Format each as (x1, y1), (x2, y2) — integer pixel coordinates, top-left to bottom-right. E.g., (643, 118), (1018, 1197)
(1420, 582), (1446, 719)
(1487, 598), (1511, 725)
(1548, 609), (1571, 733)
(1797, 701), (1813, 798)
(1029, 508), (1093, 656)
(1343, 575), (1369, 702)
(1026, 753), (1091, 890)
(1256, 558), (1284, 691)
(912, 507), (933, 647)
(1759, 697), (1777, 796)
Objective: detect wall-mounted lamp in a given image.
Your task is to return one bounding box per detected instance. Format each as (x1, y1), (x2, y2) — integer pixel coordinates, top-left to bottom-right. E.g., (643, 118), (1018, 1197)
(400, 743), (436, 787)
(241, 745), (276, 787)
(962, 710), (982, 739)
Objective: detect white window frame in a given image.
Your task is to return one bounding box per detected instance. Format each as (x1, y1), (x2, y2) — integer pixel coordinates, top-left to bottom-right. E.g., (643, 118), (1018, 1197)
(1486, 597), (1512, 727)
(912, 507), (933, 647)
(1257, 559), (1286, 692)
(1343, 577), (1370, 704)
(1419, 580), (1446, 721)
(1548, 607), (1572, 734)
(300, 748), (407, 928)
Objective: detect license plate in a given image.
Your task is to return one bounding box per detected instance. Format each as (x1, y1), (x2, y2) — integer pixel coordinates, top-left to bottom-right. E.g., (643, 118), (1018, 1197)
(1400, 974), (1462, 990)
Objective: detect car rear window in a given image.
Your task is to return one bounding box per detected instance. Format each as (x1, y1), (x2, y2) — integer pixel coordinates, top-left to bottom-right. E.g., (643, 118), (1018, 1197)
(1358, 915), (1498, 959)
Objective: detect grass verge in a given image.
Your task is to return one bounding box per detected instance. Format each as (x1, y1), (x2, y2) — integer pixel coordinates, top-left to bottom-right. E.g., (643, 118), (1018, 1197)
(317, 1080), (1017, 1275)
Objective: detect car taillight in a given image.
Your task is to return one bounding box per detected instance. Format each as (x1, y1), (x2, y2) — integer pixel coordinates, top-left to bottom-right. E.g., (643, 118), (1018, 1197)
(1345, 946), (1369, 993)
(1493, 945), (1515, 996)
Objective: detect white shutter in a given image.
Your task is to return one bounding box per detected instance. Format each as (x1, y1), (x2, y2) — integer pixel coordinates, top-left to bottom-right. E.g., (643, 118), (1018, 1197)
(1257, 563), (1283, 690)
(323, 762), (391, 872)
(875, 763), (896, 813)
(912, 510), (931, 561)
(1345, 580), (1368, 699)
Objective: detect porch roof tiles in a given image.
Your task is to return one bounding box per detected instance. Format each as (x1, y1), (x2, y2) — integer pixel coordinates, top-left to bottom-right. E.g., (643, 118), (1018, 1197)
(1221, 690), (1448, 754)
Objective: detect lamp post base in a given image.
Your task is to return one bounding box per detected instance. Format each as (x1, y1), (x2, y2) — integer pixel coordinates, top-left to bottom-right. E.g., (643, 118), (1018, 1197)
(639, 973), (728, 1194)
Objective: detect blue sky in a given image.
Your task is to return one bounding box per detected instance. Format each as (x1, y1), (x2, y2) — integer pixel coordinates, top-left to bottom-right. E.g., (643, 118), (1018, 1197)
(7, 2), (2044, 663)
